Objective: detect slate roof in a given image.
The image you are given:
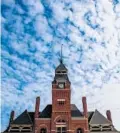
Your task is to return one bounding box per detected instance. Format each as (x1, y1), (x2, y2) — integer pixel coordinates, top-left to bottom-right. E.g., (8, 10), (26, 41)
(39, 104), (83, 118)
(89, 109), (111, 125)
(88, 111), (94, 122)
(52, 62), (70, 83)
(39, 104), (52, 118)
(10, 105), (113, 127)
(11, 110), (33, 125)
(55, 63), (67, 72)
(71, 104), (83, 117)
(28, 112), (35, 122)
(10, 104), (84, 125)
(53, 74), (70, 82)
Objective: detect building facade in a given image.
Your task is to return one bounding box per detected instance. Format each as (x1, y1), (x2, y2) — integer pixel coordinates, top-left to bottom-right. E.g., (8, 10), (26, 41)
(4, 61), (118, 133)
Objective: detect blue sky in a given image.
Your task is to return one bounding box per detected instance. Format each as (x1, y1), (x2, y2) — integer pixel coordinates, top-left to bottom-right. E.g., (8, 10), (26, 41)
(1, 0), (120, 131)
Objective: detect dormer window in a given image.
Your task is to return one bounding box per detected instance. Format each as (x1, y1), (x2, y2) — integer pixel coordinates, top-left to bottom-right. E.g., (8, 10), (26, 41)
(53, 60), (70, 84)
(57, 71), (61, 74)
(62, 71), (67, 74)
(56, 71), (67, 74)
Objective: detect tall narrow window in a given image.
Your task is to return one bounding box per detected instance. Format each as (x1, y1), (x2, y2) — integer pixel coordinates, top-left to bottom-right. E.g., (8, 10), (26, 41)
(40, 128), (47, 133)
(57, 127), (66, 133)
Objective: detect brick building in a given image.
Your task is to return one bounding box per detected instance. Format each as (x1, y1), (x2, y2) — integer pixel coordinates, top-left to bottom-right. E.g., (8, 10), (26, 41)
(4, 60), (118, 133)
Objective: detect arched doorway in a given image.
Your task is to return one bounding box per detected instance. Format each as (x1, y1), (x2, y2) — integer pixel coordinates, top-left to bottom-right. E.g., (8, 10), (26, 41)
(40, 128), (47, 133)
(76, 128), (83, 133)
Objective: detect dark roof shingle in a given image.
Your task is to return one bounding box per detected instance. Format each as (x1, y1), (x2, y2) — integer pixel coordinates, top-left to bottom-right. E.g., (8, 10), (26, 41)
(10, 105), (113, 127)
(71, 104), (83, 117)
(39, 104), (52, 118)
(12, 110), (33, 125)
(55, 63), (67, 72)
(89, 109), (111, 125)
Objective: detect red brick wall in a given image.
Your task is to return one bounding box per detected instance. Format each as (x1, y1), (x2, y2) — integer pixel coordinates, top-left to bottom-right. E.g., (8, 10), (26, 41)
(35, 117), (89, 133)
(35, 119), (51, 133)
(71, 118), (89, 133)
(52, 82), (71, 113)
(34, 81), (89, 133)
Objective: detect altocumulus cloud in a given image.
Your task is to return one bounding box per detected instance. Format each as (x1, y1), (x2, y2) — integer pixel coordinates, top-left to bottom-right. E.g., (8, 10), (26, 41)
(1, 0), (120, 131)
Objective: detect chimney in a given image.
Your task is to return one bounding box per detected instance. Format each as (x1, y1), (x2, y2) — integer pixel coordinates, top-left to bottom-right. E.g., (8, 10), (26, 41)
(34, 97), (40, 118)
(82, 96), (88, 118)
(9, 111), (14, 125)
(106, 110), (112, 123)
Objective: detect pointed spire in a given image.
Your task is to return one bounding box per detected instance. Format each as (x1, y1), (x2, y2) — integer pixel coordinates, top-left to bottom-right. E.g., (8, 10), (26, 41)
(60, 44), (63, 64)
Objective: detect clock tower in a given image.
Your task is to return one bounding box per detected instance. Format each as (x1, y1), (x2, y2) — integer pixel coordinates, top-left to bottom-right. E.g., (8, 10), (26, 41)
(52, 60), (71, 112)
(51, 59), (71, 132)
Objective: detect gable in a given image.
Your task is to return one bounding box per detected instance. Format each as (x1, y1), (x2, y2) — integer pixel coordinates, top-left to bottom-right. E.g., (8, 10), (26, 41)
(89, 109), (111, 125)
(11, 110), (33, 125)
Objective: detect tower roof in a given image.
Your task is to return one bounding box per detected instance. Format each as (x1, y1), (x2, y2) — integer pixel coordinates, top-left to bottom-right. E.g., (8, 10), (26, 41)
(53, 61), (69, 83)
(55, 62), (67, 72)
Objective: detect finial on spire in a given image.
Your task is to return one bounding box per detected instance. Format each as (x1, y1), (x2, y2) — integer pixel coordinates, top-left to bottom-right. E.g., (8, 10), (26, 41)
(60, 44), (63, 64)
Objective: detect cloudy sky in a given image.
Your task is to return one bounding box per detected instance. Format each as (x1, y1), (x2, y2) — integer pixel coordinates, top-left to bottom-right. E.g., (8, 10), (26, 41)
(1, 0), (120, 131)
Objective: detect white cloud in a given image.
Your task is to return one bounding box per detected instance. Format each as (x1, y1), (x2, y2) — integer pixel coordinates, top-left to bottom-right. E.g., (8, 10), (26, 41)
(101, 83), (120, 130)
(1, 0), (120, 131)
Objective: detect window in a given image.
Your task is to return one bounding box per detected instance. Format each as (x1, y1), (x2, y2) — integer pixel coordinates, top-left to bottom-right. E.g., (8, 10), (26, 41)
(101, 125), (112, 131)
(58, 101), (65, 105)
(9, 127), (20, 132)
(77, 128), (83, 133)
(57, 127), (66, 133)
(40, 128), (47, 133)
(22, 127), (31, 132)
(56, 119), (66, 133)
(90, 126), (101, 131)
(57, 99), (65, 105)
(57, 119), (66, 123)
(62, 71), (66, 74)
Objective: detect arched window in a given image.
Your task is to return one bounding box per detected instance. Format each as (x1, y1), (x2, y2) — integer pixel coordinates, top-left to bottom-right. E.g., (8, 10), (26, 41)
(76, 128), (83, 133)
(40, 128), (47, 133)
(57, 119), (66, 123)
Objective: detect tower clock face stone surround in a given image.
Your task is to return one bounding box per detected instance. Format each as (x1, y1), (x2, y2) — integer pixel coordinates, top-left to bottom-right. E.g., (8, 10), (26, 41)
(58, 83), (64, 89)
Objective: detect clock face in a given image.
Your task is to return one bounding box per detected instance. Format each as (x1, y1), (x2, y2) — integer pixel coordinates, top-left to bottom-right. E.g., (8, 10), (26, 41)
(58, 83), (64, 89)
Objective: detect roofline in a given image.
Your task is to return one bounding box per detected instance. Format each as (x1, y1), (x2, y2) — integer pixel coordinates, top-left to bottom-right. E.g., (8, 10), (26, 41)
(89, 109), (111, 125)
(26, 110), (33, 124)
(35, 118), (51, 120)
(89, 109), (96, 124)
(90, 123), (112, 126)
(71, 117), (87, 120)
(10, 124), (32, 126)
